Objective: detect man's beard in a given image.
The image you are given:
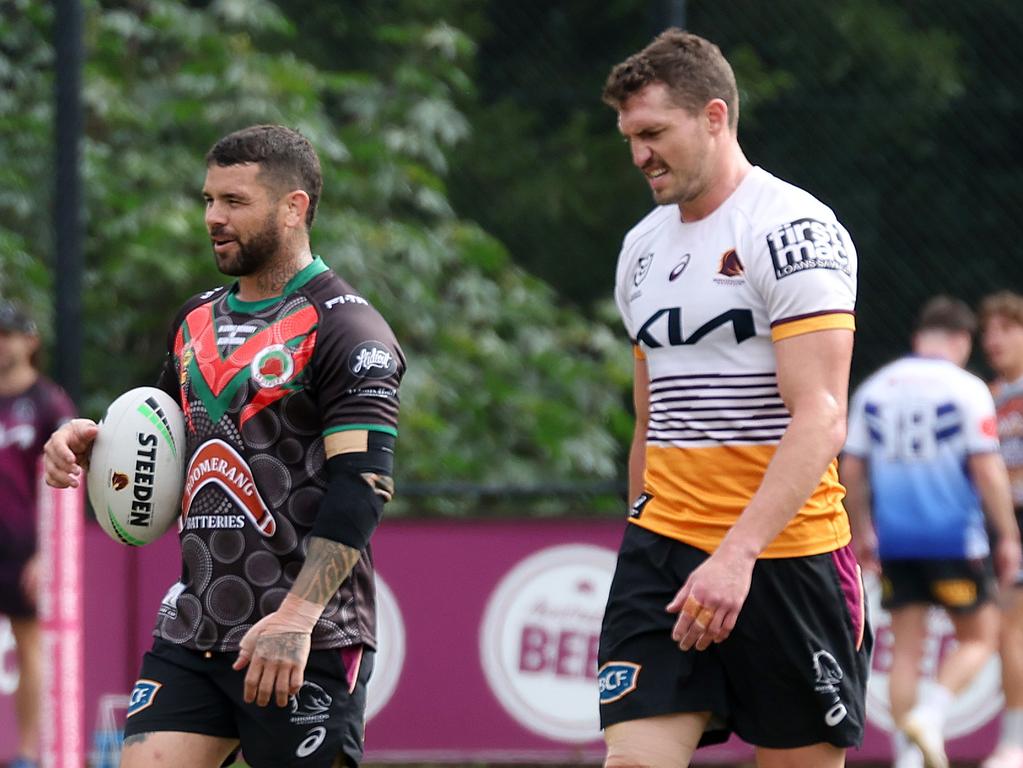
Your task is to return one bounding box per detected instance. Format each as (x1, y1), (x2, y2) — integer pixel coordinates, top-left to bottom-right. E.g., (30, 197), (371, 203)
(213, 213), (281, 277)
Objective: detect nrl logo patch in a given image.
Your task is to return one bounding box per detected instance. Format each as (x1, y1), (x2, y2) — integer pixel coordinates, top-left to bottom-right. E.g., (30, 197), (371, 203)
(632, 253), (654, 287)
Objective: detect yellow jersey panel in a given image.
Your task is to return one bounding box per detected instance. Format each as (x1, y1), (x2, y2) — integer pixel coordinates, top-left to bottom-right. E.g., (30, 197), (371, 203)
(615, 167), (857, 557)
(641, 446), (851, 556)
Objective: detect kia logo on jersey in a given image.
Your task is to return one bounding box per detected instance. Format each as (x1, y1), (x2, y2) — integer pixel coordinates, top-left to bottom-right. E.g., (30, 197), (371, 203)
(636, 307), (755, 348)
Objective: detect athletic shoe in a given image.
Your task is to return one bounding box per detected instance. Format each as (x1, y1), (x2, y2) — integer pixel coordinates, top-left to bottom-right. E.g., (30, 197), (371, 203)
(902, 710), (949, 768)
(982, 744), (1023, 768)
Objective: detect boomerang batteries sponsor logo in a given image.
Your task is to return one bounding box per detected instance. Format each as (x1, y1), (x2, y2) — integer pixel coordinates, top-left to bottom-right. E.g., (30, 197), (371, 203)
(182, 439), (276, 536)
(480, 544), (616, 742)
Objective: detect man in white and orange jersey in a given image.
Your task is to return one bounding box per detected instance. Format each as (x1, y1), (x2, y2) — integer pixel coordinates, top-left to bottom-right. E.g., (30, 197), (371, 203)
(979, 291), (1023, 768)
(844, 297), (1019, 768)
(596, 29), (868, 768)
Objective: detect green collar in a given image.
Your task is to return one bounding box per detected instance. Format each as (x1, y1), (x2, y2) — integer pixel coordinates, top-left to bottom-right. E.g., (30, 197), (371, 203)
(226, 256), (329, 313)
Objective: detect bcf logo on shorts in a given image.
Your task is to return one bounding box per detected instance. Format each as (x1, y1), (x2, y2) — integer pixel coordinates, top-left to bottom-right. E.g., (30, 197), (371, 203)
(598, 662), (640, 704)
(127, 679), (162, 717)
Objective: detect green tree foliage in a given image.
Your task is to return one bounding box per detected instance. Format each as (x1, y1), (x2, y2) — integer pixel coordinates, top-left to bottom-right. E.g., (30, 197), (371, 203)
(0, 0), (631, 512)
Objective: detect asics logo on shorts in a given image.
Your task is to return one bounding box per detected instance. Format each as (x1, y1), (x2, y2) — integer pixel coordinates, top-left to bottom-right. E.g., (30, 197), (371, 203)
(598, 662), (640, 704)
(295, 726), (327, 758)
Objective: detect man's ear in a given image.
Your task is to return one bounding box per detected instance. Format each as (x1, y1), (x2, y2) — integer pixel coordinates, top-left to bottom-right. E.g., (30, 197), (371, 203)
(284, 189), (311, 229)
(705, 98), (730, 135)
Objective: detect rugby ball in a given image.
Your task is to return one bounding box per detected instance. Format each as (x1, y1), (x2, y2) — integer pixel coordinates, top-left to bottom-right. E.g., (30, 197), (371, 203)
(87, 387), (186, 546)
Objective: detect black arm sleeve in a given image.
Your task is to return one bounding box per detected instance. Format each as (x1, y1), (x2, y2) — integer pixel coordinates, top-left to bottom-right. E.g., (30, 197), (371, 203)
(310, 432), (395, 549)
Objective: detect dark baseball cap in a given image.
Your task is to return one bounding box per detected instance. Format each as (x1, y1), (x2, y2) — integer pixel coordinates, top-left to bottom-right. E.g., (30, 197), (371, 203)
(0, 301), (37, 334)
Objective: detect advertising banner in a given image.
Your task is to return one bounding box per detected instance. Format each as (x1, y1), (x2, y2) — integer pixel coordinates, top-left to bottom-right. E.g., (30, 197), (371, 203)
(0, 518), (1006, 765)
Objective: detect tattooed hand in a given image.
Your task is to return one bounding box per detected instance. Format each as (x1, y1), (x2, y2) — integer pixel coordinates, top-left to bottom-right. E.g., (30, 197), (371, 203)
(233, 537), (363, 707)
(233, 609), (315, 707)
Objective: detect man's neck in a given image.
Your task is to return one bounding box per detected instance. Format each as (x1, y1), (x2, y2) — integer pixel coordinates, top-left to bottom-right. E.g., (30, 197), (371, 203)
(0, 365), (37, 397)
(1000, 363), (1023, 385)
(679, 146), (752, 222)
(235, 247), (314, 303)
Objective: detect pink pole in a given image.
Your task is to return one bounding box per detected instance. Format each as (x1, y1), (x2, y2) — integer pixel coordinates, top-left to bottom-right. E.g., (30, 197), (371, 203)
(36, 467), (84, 768)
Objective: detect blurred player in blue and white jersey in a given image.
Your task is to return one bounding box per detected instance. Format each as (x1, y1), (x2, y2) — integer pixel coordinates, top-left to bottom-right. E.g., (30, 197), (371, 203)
(844, 296), (1020, 768)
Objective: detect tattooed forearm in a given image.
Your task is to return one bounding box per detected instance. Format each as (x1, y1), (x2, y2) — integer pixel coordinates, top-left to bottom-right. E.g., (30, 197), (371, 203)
(292, 536), (361, 605)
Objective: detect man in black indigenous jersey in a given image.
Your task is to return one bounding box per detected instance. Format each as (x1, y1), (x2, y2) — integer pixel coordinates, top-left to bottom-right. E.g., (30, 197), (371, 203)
(43, 125), (405, 768)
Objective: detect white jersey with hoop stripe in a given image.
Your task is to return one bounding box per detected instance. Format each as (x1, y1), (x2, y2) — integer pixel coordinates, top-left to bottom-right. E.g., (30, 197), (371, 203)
(614, 166), (857, 558)
(845, 356), (999, 559)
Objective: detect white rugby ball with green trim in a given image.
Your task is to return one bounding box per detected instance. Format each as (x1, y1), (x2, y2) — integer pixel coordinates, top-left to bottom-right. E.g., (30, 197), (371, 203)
(87, 387), (186, 547)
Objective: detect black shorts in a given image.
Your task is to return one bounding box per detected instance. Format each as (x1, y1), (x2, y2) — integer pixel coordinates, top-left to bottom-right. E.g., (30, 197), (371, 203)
(598, 524), (872, 749)
(123, 638), (374, 768)
(0, 562), (34, 619)
(880, 557), (995, 612)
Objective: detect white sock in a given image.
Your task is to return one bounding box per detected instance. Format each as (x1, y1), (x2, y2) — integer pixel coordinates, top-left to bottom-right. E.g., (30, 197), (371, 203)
(931, 683), (954, 722)
(912, 684), (954, 726)
(1001, 708), (1023, 748)
(893, 729), (914, 756)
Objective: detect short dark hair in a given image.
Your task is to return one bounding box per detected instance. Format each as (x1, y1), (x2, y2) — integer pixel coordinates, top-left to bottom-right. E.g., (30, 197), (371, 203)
(602, 28), (739, 130)
(915, 295), (976, 335)
(206, 125), (323, 229)
(979, 290), (1023, 330)
(0, 300), (37, 334)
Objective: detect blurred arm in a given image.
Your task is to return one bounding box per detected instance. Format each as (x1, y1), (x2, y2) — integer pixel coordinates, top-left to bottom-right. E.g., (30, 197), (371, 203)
(969, 450), (1021, 587)
(840, 453), (879, 573)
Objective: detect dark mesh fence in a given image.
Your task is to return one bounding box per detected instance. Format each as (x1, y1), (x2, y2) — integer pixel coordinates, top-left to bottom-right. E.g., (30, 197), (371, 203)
(451, 0), (1023, 389)
(404, 0), (1023, 509)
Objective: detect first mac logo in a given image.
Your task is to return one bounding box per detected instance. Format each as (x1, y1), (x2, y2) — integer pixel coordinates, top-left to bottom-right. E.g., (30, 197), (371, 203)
(598, 661), (640, 704)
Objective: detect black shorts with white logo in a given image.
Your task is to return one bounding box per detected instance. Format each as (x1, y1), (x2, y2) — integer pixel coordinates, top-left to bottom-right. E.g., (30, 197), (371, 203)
(123, 638), (373, 768)
(598, 524), (872, 749)
(880, 556), (995, 612)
